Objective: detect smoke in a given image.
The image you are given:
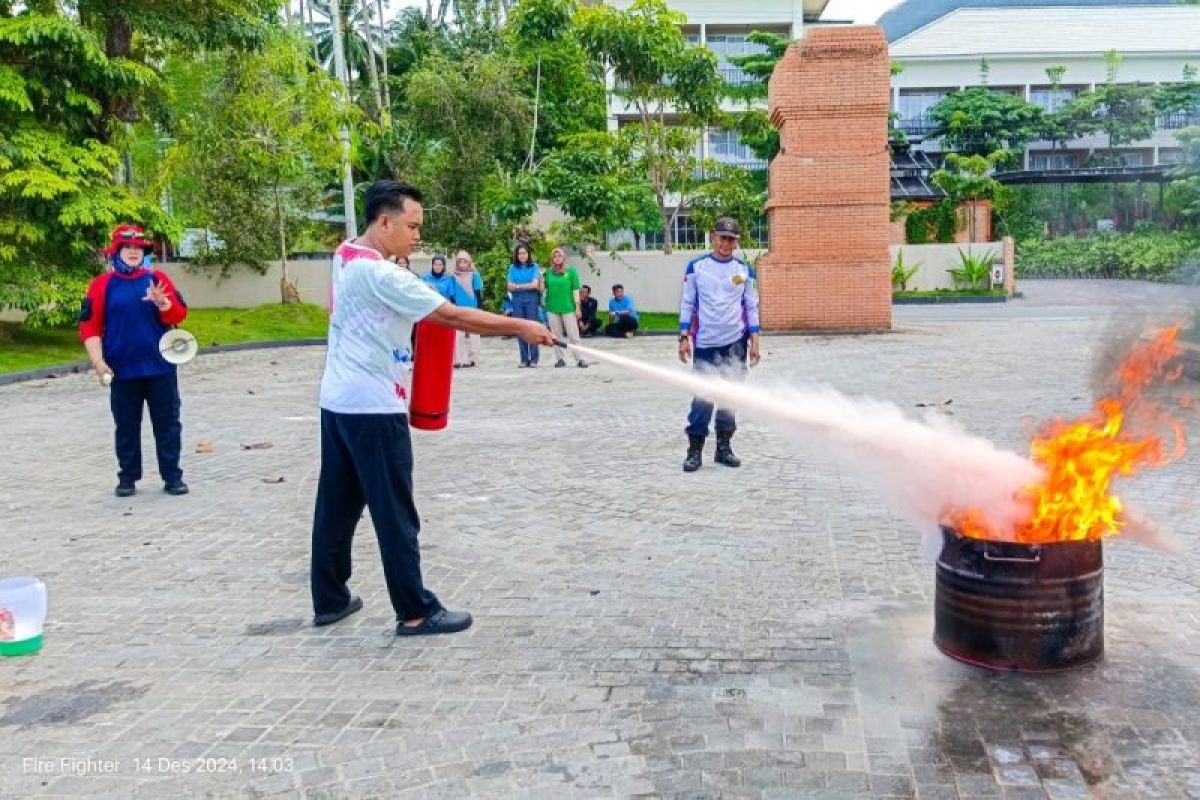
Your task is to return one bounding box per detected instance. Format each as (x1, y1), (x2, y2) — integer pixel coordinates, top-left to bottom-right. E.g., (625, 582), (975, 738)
(569, 343), (1041, 556)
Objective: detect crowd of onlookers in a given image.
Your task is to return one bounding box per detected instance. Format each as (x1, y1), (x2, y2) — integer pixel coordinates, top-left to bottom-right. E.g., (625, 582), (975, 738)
(408, 243), (641, 368)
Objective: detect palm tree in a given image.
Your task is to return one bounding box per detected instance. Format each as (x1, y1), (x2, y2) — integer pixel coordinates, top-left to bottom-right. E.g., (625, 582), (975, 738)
(306, 0), (385, 114)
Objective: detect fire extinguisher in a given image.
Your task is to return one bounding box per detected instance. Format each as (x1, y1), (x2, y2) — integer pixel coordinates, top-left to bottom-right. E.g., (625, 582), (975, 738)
(409, 320), (456, 431)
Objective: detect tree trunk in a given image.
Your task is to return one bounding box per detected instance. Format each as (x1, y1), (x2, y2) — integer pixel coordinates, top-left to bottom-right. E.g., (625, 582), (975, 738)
(276, 185), (300, 304)
(359, 0), (384, 118)
(302, 0), (320, 64)
(526, 54), (541, 169)
(376, 0), (390, 109)
(660, 207), (673, 255)
(99, 14), (136, 141)
(328, 0), (358, 238)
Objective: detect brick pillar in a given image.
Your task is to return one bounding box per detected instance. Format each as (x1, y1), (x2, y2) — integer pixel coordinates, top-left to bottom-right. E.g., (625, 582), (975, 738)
(758, 27), (892, 331)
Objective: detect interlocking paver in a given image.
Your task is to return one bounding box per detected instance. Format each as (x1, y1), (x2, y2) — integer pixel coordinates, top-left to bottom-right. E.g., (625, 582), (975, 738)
(1, 280), (1199, 798)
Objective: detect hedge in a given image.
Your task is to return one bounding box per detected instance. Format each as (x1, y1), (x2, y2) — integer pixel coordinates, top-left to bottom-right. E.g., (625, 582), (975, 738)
(1016, 232), (1200, 282)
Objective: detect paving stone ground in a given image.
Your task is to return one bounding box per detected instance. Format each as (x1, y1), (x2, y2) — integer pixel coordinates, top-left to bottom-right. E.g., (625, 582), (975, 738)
(1, 280), (1199, 800)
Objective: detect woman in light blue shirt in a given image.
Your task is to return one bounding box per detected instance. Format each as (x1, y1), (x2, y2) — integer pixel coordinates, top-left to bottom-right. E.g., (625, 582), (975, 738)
(505, 243), (543, 367)
(422, 254), (457, 302)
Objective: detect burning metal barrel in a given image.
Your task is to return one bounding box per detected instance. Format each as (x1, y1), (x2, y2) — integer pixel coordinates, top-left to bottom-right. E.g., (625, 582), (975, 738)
(934, 526), (1103, 672)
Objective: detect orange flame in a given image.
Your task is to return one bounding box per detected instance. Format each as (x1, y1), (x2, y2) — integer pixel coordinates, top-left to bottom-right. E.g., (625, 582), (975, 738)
(945, 325), (1189, 544)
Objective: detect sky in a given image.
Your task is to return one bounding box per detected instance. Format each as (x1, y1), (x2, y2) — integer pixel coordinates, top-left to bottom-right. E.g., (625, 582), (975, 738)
(381, 0), (905, 25)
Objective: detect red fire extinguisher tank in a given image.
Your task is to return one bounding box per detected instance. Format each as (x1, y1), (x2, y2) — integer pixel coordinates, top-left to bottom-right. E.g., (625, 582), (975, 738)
(409, 320), (456, 431)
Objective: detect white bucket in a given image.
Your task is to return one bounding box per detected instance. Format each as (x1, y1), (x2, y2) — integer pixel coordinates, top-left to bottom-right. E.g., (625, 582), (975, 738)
(0, 576), (47, 656)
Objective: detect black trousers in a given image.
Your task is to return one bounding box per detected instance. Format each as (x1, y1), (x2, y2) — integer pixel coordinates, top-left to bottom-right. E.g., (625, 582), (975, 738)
(605, 316), (640, 337)
(109, 372), (182, 484)
(310, 409), (442, 621)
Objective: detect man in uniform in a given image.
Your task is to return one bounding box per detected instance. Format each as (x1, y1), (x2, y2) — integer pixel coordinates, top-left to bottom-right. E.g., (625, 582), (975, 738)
(677, 218), (761, 473)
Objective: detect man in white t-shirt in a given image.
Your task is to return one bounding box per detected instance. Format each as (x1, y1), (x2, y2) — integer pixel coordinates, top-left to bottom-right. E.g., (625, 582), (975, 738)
(312, 180), (554, 637)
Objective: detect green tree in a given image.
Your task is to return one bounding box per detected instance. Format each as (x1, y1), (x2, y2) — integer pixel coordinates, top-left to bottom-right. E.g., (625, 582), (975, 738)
(506, 0), (606, 166)
(576, 0), (721, 253)
(932, 151), (1009, 243)
(0, 10), (167, 324)
(1064, 51), (1159, 165)
(305, 0), (386, 115)
(688, 162), (765, 247)
(535, 131), (661, 246)
(75, 0), (277, 141)
(723, 30), (790, 162)
(1154, 63), (1200, 119)
(928, 87), (1045, 157)
(163, 35), (346, 301)
(1168, 127), (1200, 221)
(397, 51), (532, 252)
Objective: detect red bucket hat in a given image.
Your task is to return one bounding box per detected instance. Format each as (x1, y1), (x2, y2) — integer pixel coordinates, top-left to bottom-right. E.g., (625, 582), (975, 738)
(104, 224), (155, 256)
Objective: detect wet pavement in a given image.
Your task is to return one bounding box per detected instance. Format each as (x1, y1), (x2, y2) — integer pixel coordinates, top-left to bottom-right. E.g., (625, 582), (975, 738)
(1, 279), (1198, 799)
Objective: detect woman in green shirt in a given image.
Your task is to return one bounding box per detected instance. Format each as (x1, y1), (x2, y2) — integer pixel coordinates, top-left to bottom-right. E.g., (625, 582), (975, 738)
(542, 248), (588, 368)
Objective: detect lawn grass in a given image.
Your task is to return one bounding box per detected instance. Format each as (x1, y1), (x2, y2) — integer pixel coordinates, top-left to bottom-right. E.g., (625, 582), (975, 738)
(0, 303), (330, 375)
(893, 288), (1008, 299)
(634, 311), (678, 331)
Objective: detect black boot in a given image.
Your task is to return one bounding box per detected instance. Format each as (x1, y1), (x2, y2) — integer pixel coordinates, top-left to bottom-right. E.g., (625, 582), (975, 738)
(714, 431), (741, 468)
(682, 435), (704, 473)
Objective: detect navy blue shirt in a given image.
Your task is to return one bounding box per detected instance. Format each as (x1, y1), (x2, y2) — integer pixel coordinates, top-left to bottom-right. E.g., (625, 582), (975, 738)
(80, 269), (187, 381)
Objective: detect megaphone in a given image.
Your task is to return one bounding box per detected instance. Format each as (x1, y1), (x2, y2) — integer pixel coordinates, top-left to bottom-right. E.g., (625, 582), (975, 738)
(159, 329), (198, 366)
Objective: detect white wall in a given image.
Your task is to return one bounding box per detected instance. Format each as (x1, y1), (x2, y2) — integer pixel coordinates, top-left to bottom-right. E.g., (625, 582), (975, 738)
(890, 243), (1007, 292)
(159, 251), (745, 314)
(1, 242), (1013, 325)
(158, 244), (1011, 312)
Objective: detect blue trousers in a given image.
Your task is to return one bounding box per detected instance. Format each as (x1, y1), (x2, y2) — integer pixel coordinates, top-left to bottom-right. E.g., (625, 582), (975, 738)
(685, 338), (748, 438)
(311, 410), (442, 621)
(510, 291), (541, 364)
(109, 372), (182, 484)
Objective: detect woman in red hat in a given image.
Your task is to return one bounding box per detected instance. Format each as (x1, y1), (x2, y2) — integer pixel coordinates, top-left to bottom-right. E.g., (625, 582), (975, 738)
(79, 224), (190, 497)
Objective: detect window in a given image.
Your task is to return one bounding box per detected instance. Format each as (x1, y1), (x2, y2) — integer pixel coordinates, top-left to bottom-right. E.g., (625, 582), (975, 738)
(1159, 148), (1185, 165)
(640, 212), (768, 250)
(1029, 86), (1079, 112)
(1029, 152), (1079, 170)
(897, 90), (949, 120)
(707, 33), (768, 87)
(896, 90), (951, 134)
(643, 212), (707, 250)
(707, 129), (766, 170)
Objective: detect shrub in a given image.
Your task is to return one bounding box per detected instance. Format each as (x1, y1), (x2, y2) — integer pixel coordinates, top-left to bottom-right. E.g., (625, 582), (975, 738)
(948, 249), (996, 289)
(1016, 232), (1200, 281)
(891, 251), (921, 291)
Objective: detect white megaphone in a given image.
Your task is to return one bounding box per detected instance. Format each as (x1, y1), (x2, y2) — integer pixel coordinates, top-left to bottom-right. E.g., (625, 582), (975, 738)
(159, 329), (198, 365)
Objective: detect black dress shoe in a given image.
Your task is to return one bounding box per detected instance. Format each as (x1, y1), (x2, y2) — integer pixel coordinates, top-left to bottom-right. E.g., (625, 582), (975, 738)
(114, 481), (136, 498)
(395, 608), (473, 637)
(163, 481), (190, 495)
(313, 595), (363, 627)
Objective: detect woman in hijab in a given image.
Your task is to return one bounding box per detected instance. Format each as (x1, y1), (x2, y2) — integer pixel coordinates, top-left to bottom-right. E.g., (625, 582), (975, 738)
(423, 254), (457, 302)
(451, 250), (484, 367)
(79, 224), (190, 497)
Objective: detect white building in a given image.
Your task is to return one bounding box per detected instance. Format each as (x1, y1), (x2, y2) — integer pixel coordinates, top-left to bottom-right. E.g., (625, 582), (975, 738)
(601, 0), (831, 247)
(883, 1), (1200, 168)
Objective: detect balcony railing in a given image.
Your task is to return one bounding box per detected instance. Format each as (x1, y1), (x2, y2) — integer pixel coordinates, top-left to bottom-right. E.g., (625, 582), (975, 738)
(1158, 112), (1200, 130)
(718, 67), (758, 87)
(894, 118), (940, 137)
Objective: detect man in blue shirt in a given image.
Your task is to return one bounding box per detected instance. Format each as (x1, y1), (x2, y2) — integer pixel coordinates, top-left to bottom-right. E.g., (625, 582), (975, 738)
(678, 218), (761, 472)
(605, 284), (640, 338)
